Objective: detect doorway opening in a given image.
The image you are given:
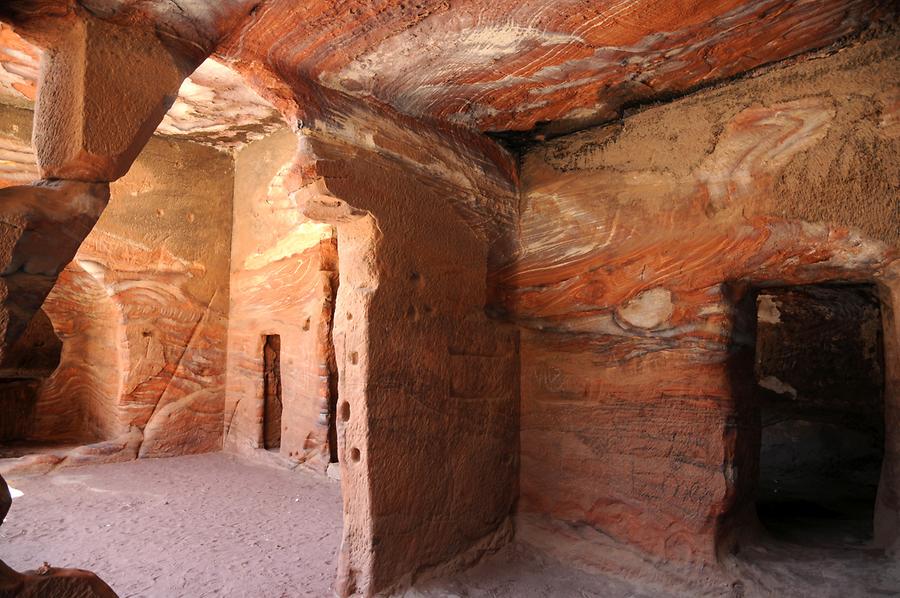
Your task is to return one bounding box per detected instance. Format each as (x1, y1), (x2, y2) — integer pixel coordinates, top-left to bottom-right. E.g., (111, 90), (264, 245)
(262, 334), (283, 451)
(753, 284), (885, 548)
(323, 236), (340, 465)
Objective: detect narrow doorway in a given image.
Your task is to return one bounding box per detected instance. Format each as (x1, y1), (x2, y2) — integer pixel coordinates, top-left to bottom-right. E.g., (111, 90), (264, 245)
(262, 334), (282, 451)
(322, 236), (340, 465)
(753, 284), (885, 547)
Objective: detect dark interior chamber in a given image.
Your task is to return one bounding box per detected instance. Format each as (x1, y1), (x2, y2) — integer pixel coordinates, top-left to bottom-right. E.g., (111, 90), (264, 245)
(754, 284), (885, 547)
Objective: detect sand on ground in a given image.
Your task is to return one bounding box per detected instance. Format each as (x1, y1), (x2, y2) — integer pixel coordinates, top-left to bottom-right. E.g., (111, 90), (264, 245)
(1, 453), (343, 598)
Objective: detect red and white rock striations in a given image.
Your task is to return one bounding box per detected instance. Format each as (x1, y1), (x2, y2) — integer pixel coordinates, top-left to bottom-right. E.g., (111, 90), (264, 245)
(219, 0), (893, 135)
(0, 2), (896, 594)
(0, 180), (109, 362)
(0, 24), (37, 105)
(0, 108), (36, 187)
(282, 86), (522, 595)
(494, 35), (899, 574)
(0, 4), (246, 501)
(41, 229), (229, 460)
(4, 2), (892, 138)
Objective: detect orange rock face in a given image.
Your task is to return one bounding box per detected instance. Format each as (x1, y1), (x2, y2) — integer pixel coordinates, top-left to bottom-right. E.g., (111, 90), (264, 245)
(0, 117), (233, 471)
(288, 88), (521, 595)
(0, 2), (897, 595)
(0, 23), (283, 149)
(0, 25), (38, 103)
(494, 35), (899, 572)
(5, 2), (892, 139)
(224, 129), (339, 469)
(0, 180), (109, 365)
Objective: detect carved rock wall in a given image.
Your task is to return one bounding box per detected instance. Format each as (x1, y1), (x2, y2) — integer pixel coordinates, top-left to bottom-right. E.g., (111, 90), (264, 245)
(0, 309), (60, 442)
(289, 92), (521, 595)
(224, 128), (338, 470)
(877, 263), (900, 554)
(0, 103), (233, 469)
(496, 35), (899, 571)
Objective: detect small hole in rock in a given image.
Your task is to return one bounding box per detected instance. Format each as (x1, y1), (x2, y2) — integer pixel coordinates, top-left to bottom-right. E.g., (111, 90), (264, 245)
(340, 402), (351, 422)
(350, 447), (361, 462)
(350, 351), (359, 365)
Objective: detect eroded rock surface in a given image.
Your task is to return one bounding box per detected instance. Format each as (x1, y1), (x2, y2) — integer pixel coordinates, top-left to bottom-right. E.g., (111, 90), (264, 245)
(0, 2), (896, 596)
(287, 88), (520, 595)
(0, 24), (283, 150)
(0, 115), (232, 470)
(495, 34), (899, 575)
(219, 0), (893, 135)
(0, 561), (118, 598)
(6, 1), (891, 140)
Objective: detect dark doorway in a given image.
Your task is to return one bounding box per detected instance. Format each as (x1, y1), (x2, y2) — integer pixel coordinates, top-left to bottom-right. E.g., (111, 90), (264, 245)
(262, 334), (282, 451)
(753, 284), (885, 547)
(322, 236), (340, 465)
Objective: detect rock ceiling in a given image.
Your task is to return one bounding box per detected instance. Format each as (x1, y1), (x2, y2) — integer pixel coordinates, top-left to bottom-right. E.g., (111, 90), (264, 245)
(0, 0), (893, 144)
(225, 0), (892, 136)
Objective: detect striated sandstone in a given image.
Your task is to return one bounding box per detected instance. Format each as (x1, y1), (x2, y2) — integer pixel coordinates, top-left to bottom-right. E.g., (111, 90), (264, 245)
(0, 3), (897, 595)
(0, 180), (109, 365)
(0, 24), (283, 150)
(218, 0), (894, 135)
(495, 35), (900, 572)
(0, 115), (232, 465)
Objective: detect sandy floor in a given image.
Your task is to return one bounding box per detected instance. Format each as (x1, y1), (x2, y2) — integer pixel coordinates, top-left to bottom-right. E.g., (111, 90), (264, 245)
(409, 542), (659, 598)
(2, 454), (897, 598)
(728, 540), (900, 598)
(1, 453), (343, 598)
(0, 453), (668, 598)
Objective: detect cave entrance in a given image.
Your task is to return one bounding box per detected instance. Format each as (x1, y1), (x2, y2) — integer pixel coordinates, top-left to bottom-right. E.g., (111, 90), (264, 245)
(753, 284), (885, 548)
(262, 334), (283, 451)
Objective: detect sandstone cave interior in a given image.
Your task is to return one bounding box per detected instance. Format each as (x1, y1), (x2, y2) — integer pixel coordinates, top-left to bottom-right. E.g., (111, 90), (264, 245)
(0, 2), (898, 597)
